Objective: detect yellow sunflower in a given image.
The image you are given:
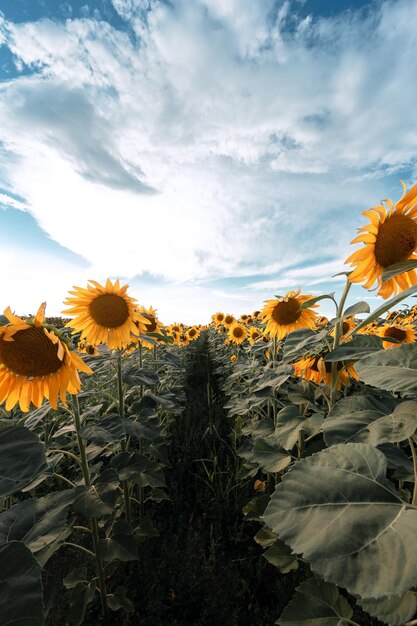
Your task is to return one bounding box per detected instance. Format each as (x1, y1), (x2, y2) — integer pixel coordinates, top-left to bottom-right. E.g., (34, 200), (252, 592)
(186, 326), (200, 341)
(77, 341), (99, 356)
(212, 312), (225, 327)
(378, 321), (417, 349)
(261, 290), (318, 340)
(331, 316), (356, 341)
(345, 181), (417, 298)
(228, 323), (247, 345)
(223, 314), (236, 329)
(136, 305), (163, 349)
(0, 304), (93, 412)
(292, 354), (358, 390)
(63, 278), (146, 351)
(230, 354), (237, 363)
(248, 327), (261, 345)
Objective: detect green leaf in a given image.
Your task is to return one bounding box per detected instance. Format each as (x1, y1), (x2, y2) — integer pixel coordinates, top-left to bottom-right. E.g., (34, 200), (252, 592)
(0, 426), (48, 497)
(0, 541), (44, 625)
(253, 364), (292, 392)
(382, 259), (417, 283)
(324, 395), (417, 446)
(74, 469), (120, 518)
(111, 452), (166, 488)
(346, 283), (417, 337)
(277, 579), (353, 626)
(252, 437), (292, 473)
(355, 343), (417, 394)
(123, 367), (159, 386)
(324, 335), (383, 362)
(243, 494), (270, 521)
(134, 517), (160, 539)
(67, 580), (96, 626)
(263, 443), (417, 598)
(300, 293), (336, 310)
(0, 490), (75, 566)
(98, 521), (138, 562)
(107, 585), (134, 613)
(63, 567), (88, 589)
(343, 301), (370, 317)
(263, 539), (298, 573)
(123, 416), (161, 441)
(253, 526), (277, 548)
(275, 405), (306, 451)
(358, 591), (417, 626)
(283, 329), (328, 363)
(79, 413), (126, 444)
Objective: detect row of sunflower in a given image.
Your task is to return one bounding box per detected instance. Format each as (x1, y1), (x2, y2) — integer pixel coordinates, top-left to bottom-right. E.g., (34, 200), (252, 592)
(0, 279), (190, 624)
(205, 182), (417, 625)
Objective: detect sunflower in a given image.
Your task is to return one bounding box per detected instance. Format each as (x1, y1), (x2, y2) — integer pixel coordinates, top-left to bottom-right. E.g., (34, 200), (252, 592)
(261, 290), (318, 340)
(240, 314), (250, 323)
(212, 312), (225, 327)
(357, 321), (379, 335)
(228, 323), (247, 345)
(77, 341), (99, 356)
(168, 323), (182, 335)
(378, 321), (417, 349)
(230, 354), (237, 363)
(0, 304), (93, 412)
(331, 316), (356, 340)
(223, 314), (235, 329)
(292, 354), (358, 390)
(345, 181), (417, 298)
(186, 326), (200, 341)
(136, 305), (163, 349)
(248, 327), (261, 344)
(63, 279), (146, 351)
(315, 316), (329, 328)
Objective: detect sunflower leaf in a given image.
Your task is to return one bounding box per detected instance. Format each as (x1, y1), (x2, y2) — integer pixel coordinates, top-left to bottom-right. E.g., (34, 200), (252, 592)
(0, 426), (48, 497)
(300, 293), (336, 309)
(323, 335), (383, 362)
(252, 437), (292, 473)
(343, 300), (370, 317)
(323, 395), (417, 446)
(277, 579), (353, 626)
(382, 259), (417, 283)
(355, 343), (417, 395)
(357, 591), (417, 625)
(346, 283), (417, 337)
(263, 539), (298, 573)
(262, 443), (417, 599)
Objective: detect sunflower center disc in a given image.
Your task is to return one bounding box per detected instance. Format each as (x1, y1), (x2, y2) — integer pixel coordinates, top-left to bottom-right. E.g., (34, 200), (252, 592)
(233, 327), (244, 338)
(384, 326), (407, 341)
(374, 214), (417, 267)
(89, 294), (129, 328)
(189, 329), (196, 337)
(0, 327), (62, 376)
(342, 321), (350, 334)
(225, 316), (233, 325)
(145, 317), (157, 333)
(272, 298), (301, 325)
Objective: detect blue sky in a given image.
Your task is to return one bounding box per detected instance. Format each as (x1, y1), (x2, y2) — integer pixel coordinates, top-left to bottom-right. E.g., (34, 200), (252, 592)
(0, 0), (416, 323)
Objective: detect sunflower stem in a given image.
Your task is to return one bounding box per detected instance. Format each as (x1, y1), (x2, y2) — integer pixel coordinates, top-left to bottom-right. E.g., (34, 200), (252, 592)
(409, 436), (417, 506)
(72, 395), (109, 623)
(329, 279), (352, 407)
(117, 356), (132, 526)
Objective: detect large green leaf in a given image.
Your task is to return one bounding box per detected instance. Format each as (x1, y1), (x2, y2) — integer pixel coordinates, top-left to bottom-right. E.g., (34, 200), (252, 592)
(252, 437), (291, 473)
(382, 259), (417, 283)
(358, 591), (417, 626)
(355, 344), (417, 394)
(0, 490), (75, 566)
(111, 452), (166, 488)
(324, 395), (417, 446)
(263, 443), (417, 598)
(277, 579), (353, 626)
(0, 541), (44, 625)
(324, 335), (383, 362)
(98, 521), (138, 562)
(123, 416), (161, 441)
(0, 426), (48, 496)
(74, 469), (120, 518)
(263, 539), (298, 573)
(275, 405), (307, 451)
(283, 328), (328, 363)
(79, 414), (126, 444)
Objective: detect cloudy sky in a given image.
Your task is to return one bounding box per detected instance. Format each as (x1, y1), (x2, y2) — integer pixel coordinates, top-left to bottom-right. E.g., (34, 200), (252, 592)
(0, 0), (416, 324)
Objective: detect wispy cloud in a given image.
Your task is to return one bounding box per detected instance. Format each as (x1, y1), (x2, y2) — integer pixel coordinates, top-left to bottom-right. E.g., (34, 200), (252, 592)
(0, 0), (416, 318)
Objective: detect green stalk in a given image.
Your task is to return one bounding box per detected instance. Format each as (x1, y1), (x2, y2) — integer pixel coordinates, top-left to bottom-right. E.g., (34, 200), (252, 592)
(329, 279), (352, 407)
(72, 395), (108, 622)
(117, 356), (131, 525)
(409, 436), (417, 506)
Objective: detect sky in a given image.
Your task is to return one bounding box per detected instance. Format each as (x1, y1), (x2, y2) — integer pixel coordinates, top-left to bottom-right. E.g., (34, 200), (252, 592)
(0, 0), (417, 324)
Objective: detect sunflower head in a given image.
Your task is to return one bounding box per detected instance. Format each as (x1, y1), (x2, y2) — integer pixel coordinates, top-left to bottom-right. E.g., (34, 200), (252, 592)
(228, 323), (247, 345)
(186, 326), (200, 341)
(63, 279), (145, 350)
(293, 352), (358, 390)
(212, 312), (225, 327)
(223, 314), (235, 328)
(346, 181), (417, 298)
(0, 304), (92, 412)
(230, 354), (237, 362)
(249, 327), (261, 345)
(261, 290), (318, 340)
(378, 321), (417, 349)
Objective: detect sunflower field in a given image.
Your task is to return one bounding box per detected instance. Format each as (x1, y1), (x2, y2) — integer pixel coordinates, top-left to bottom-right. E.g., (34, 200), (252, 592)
(2, 183), (417, 625)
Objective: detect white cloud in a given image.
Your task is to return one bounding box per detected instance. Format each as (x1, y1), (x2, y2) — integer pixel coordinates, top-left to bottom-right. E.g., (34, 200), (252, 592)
(1, 0), (417, 319)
